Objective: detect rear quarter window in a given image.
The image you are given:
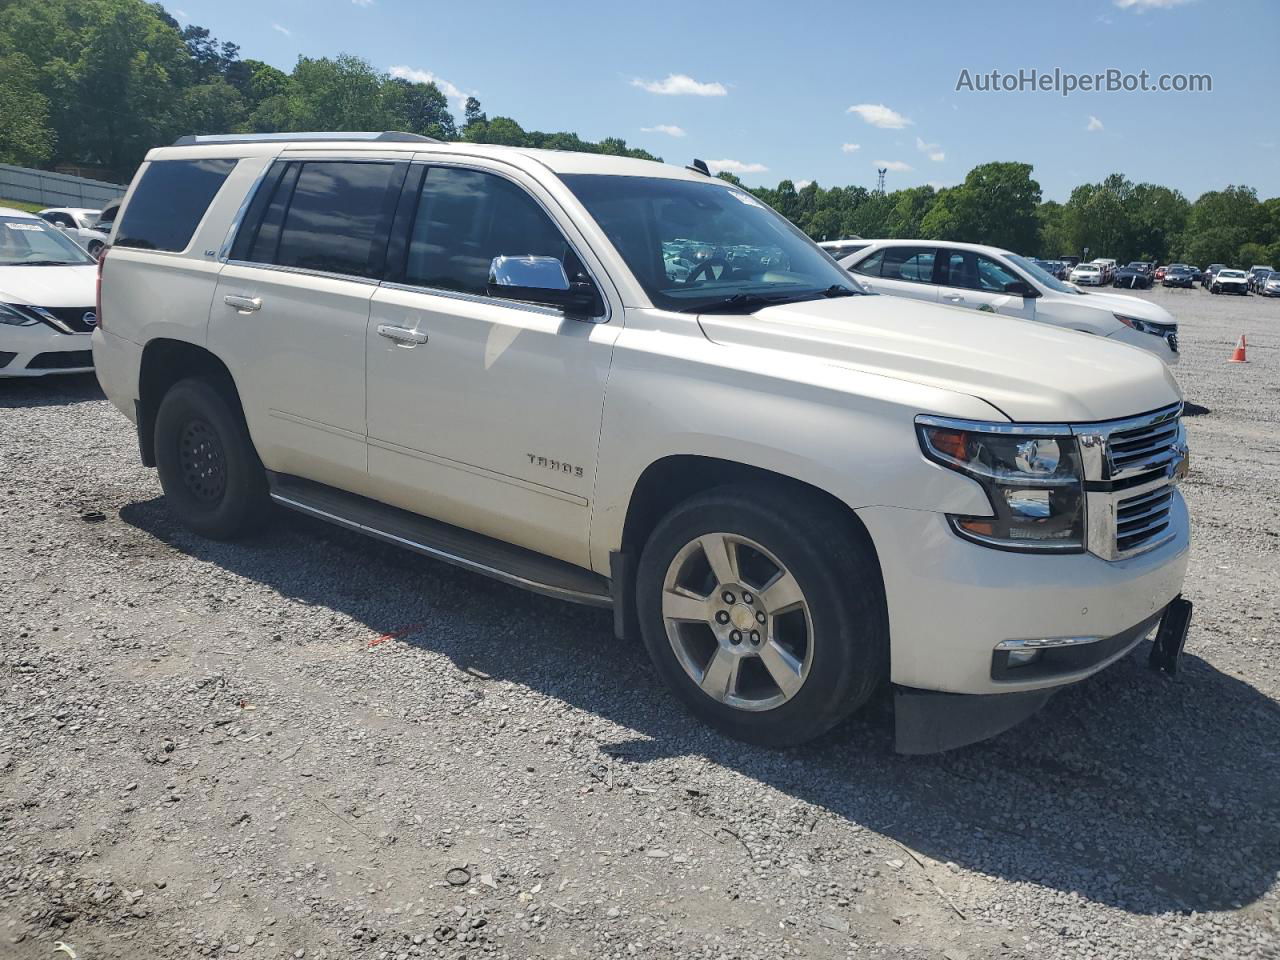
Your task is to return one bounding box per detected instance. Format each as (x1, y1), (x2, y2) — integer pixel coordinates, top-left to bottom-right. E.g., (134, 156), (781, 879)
(114, 158), (238, 252)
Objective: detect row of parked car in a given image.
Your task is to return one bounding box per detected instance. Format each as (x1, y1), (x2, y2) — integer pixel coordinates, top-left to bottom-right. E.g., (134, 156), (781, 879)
(33, 202), (120, 257)
(1024, 256), (1278, 296)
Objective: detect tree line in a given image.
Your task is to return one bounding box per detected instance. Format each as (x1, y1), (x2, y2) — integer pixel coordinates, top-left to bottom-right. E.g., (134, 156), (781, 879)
(2, 0), (1277, 269)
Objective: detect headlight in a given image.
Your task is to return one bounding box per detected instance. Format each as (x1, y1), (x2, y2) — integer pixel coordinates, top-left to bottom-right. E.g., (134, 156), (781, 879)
(917, 417), (1085, 552)
(1114, 313), (1173, 337)
(0, 303), (38, 326)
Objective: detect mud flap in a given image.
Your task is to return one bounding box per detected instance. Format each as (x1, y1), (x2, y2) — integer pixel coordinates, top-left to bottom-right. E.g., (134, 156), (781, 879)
(894, 686), (1056, 755)
(1148, 596), (1193, 676)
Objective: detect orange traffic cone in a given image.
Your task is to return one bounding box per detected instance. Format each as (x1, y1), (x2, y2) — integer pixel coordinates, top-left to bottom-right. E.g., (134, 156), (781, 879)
(1229, 335), (1248, 363)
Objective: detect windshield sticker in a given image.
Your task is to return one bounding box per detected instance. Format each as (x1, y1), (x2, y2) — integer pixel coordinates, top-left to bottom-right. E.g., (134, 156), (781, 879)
(728, 190), (764, 208)
(5, 223), (44, 231)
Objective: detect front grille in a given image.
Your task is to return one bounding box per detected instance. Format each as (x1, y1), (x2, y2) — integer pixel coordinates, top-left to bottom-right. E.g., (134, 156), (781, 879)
(1116, 485), (1175, 554)
(28, 350), (93, 370)
(26, 305), (97, 333)
(1106, 405), (1182, 476)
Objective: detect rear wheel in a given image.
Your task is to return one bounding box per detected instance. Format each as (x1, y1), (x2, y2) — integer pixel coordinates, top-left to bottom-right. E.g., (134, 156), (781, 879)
(154, 378), (269, 539)
(636, 485), (886, 747)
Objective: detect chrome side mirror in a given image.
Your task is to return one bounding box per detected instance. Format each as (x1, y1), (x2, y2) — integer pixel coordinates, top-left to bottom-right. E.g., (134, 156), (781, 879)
(487, 256), (601, 318)
(489, 255), (570, 292)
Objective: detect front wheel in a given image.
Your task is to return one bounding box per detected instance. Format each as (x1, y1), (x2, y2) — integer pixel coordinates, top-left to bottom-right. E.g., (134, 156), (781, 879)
(636, 486), (887, 747)
(154, 378), (270, 539)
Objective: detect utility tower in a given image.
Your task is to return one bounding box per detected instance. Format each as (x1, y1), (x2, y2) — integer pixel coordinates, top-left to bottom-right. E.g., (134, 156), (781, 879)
(875, 168), (887, 195)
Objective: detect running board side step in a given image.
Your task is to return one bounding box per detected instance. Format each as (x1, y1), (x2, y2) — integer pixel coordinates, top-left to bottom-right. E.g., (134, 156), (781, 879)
(266, 472), (613, 608)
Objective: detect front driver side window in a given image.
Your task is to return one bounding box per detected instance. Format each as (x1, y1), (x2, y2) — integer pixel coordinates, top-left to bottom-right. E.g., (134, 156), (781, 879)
(975, 254), (1021, 293)
(404, 167), (583, 296)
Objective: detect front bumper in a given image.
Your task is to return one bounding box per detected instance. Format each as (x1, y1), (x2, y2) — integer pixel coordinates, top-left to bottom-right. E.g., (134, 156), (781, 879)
(0, 324), (93, 377)
(1108, 324), (1180, 365)
(857, 494), (1190, 696)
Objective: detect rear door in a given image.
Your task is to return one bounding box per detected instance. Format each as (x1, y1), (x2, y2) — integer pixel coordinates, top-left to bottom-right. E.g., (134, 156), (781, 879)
(935, 248), (1037, 320)
(209, 156), (406, 491)
(847, 245), (940, 303)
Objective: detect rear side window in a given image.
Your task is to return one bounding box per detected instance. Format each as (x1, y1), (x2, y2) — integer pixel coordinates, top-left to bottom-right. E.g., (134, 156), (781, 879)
(234, 161), (401, 278)
(114, 158), (237, 251)
(882, 247), (936, 283)
(849, 249), (884, 277)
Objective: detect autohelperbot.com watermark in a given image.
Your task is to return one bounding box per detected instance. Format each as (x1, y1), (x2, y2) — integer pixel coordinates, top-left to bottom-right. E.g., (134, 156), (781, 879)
(955, 68), (1212, 96)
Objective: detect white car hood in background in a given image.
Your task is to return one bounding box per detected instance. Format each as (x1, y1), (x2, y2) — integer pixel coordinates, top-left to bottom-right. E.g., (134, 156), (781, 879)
(1073, 289), (1176, 323)
(699, 295), (1181, 423)
(0, 264), (97, 307)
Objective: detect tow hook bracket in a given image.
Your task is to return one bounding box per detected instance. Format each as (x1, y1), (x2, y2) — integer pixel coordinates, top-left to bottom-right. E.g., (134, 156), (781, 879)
(1148, 596), (1193, 676)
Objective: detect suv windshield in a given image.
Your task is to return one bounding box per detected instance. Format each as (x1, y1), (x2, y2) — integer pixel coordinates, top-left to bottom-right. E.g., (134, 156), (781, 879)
(561, 174), (861, 312)
(1007, 252), (1080, 294)
(0, 216), (95, 266)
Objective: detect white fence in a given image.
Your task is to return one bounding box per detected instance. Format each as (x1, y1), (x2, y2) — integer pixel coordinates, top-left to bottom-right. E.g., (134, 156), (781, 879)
(0, 163), (126, 209)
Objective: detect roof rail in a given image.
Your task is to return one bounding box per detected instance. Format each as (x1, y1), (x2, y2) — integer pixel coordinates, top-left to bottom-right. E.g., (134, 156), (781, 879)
(170, 131), (443, 147)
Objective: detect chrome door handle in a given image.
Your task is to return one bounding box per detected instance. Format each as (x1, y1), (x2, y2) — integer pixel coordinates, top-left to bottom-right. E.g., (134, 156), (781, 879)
(377, 324), (428, 345)
(944, 294), (964, 302)
(224, 295), (262, 313)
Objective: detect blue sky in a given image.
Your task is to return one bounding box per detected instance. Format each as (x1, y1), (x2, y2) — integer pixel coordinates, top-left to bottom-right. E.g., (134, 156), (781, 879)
(172, 0), (1277, 202)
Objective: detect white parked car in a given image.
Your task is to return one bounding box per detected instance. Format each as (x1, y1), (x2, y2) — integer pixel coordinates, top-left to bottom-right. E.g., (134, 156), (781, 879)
(38, 206), (110, 256)
(93, 133), (1192, 754)
(1070, 263), (1104, 286)
(0, 207), (99, 376)
(842, 240), (1179, 364)
(1092, 258), (1117, 282)
(1209, 269), (1250, 295)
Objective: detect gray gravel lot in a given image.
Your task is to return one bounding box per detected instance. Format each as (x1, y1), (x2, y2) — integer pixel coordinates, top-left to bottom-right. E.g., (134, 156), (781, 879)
(2, 284), (1278, 960)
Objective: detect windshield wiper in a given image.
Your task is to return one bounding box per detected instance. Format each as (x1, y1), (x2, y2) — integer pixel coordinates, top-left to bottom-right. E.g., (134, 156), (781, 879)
(682, 292), (793, 314)
(9, 260), (80, 267)
(819, 285), (859, 297)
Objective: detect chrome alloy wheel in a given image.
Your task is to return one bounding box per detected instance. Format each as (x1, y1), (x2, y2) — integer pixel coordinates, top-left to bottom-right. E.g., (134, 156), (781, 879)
(660, 532), (812, 712)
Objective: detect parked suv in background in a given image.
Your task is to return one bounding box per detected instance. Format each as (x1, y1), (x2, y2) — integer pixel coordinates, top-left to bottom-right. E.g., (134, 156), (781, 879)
(0, 207), (99, 376)
(38, 207), (109, 257)
(93, 133), (1193, 754)
(843, 240), (1179, 364)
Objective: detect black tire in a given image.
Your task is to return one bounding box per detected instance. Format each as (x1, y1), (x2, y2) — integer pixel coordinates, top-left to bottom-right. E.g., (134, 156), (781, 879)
(154, 377), (269, 539)
(635, 484), (887, 747)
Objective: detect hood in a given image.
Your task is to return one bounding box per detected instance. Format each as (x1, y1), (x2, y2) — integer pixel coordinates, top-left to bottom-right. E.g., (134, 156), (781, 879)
(1074, 288), (1176, 324)
(0, 263), (97, 308)
(698, 295), (1181, 423)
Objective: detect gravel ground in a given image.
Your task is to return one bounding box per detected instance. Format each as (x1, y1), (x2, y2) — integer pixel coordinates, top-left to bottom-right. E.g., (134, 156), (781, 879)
(2, 285), (1278, 960)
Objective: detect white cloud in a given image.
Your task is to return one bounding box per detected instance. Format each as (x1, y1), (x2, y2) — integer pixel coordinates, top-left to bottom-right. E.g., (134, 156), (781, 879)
(1114, 0), (1192, 10)
(174, 8), (188, 18)
(877, 160), (913, 172)
(707, 159), (769, 175)
(640, 124), (686, 138)
(389, 65), (475, 115)
(847, 103), (912, 129)
(841, 143), (861, 153)
(915, 137), (945, 162)
(632, 74), (727, 97)
(271, 23), (291, 36)
(352, 0), (374, 5)
(794, 180), (813, 190)
(1087, 115), (1104, 131)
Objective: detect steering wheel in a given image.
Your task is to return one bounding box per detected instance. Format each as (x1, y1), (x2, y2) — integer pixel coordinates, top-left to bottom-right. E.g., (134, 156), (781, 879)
(684, 256), (728, 284)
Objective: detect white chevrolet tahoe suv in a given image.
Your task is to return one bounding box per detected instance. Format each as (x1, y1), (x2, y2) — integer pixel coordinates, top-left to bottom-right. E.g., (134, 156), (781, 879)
(93, 133), (1193, 753)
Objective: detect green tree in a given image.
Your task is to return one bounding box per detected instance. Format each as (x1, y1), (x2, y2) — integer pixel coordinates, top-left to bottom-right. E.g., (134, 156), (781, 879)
(0, 53), (54, 164)
(885, 185), (936, 238)
(924, 162), (1040, 251)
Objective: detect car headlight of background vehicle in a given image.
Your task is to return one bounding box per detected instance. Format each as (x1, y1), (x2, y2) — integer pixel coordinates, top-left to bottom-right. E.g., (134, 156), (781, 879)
(0, 303), (39, 326)
(1114, 313), (1173, 338)
(916, 416), (1085, 552)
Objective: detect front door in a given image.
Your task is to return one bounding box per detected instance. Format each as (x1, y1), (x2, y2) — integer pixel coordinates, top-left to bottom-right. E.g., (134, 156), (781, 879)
(365, 162), (618, 567)
(936, 249), (1037, 321)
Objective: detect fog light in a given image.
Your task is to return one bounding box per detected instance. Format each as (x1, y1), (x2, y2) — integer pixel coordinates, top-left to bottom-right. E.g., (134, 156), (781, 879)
(1005, 648), (1042, 668)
